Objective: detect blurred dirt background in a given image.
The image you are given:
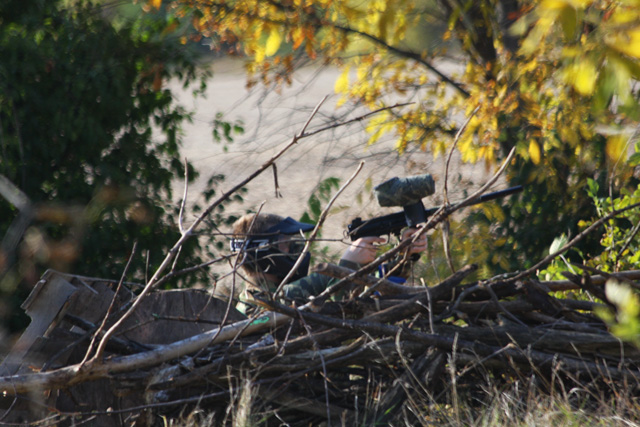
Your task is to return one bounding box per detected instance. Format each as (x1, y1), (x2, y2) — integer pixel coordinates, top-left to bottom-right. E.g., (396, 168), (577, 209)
(171, 58), (491, 263)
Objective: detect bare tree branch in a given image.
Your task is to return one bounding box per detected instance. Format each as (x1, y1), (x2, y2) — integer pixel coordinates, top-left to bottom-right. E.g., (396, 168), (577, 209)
(273, 161), (364, 298)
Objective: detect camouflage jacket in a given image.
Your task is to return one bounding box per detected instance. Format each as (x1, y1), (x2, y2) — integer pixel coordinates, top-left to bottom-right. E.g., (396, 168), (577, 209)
(237, 259), (362, 315)
(235, 253), (416, 315)
(281, 258), (363, 301)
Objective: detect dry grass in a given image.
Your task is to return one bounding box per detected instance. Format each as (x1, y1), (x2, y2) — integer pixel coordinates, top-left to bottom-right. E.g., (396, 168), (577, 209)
(161, 355), (640, 427)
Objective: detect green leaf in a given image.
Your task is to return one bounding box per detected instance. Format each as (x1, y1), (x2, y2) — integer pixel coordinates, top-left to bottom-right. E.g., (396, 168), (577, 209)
(549, 234), (568, 255)
(586, 178), (599, 199)
(629, 152), (640, 167)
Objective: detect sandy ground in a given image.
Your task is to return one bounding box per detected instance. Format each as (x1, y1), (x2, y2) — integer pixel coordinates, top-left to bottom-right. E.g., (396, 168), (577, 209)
(170, 57), (491, 259)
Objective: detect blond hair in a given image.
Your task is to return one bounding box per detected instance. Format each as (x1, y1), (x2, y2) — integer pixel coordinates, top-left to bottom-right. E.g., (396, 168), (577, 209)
(231, 213), (285, 277)
(232, 213), (285, 238)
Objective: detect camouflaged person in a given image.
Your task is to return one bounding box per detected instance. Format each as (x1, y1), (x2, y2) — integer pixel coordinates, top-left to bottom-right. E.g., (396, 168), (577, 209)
(228, 213), (427, 314)
(228, 213), (364, 313)
(225, 213), (426, 313)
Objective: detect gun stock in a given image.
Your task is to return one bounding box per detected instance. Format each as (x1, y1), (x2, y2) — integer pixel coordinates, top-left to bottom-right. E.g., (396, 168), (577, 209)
(347, 185), (523, 241)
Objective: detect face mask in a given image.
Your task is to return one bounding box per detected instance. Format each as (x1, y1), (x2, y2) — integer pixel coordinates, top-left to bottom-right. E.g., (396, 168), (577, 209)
(230, 236), (311, 282)
(230, 217), (315, 282)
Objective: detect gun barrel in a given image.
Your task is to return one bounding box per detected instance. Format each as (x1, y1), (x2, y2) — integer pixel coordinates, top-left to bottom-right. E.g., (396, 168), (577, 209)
(347, 185), (523, 240)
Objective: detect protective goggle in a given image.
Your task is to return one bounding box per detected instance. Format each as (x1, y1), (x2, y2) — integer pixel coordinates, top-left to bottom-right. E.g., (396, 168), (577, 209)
(228, 217), (314, 282)
(229, 236), (306, 255)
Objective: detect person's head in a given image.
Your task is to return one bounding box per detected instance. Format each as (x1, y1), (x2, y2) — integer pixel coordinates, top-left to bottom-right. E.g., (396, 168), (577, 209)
(230, 213), (314, 283)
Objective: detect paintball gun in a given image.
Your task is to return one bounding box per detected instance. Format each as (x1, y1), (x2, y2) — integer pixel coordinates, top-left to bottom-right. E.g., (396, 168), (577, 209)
(347, 174), (523, 241)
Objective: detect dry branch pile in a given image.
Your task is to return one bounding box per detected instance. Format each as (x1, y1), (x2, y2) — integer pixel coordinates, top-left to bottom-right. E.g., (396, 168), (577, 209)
(2, 265), (640, 426)
(2, 104), (640, 425)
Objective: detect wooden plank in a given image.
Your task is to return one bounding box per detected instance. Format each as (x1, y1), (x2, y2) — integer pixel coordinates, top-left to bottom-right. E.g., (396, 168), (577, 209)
(0, 272), (76, 375)
(113, 289), (246, 345)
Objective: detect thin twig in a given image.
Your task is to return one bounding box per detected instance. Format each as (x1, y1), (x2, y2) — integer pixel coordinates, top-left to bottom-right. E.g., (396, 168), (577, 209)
(273, 161), (364, 298)
(85, 241), (138, 363)
(452, 146), (516, 211)
(570, 263), (640, 290)
(441, 106), (480, 274)
(486, 282), (527, 327)
(272, 164), (282, 198)
(201, 202), (267, 359)
(506, 200), (640, 283)
(89, 96), (329, 366)
(315, 147), (517, 306)
(444, 106), (479, 204)
(301, 102), (414, 138)
(422, 277), (435, 335)
(178, 157), (189, 234)
(618, 219), (640, 260)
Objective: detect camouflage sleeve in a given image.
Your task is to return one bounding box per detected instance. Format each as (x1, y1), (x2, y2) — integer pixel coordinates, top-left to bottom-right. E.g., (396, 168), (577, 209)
(282, 259), (363, 302)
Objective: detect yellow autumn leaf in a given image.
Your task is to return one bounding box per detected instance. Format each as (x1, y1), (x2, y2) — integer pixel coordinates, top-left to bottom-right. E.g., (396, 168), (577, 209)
(567, 0), (592, 7)
(265, 28), (283, 57)
(405, 126), (417, 142)
(365, 114), (383, 133)
(254, 44), (266, 63)
(559, 125), (579, 146)
(292, 28), (304, 50)
(150, 0), (162, 10)
(540, 0), (590, 12)
(334, 66), (351, 94)
(540, 0), (569, 10)
(529, 139), (541, 165)
(606, 26), (640, 59)
(519, 23), (548, 56)
(609, 8), (640, 24)
(368, 127), (384, 145)
(366, 113), (394, 145)
(459, 133), (477, 163)
(606, 134), (628, 163)
(562, 47), (580, 58)
(563, 60), (597, 95)
(395, 136), (407, 154)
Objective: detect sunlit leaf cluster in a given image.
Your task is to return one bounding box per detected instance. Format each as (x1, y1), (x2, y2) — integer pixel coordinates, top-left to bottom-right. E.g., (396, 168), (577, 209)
(580, 176), (640, 272)
(162, 0), (637, 175)
(160, 0), (640, 274)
